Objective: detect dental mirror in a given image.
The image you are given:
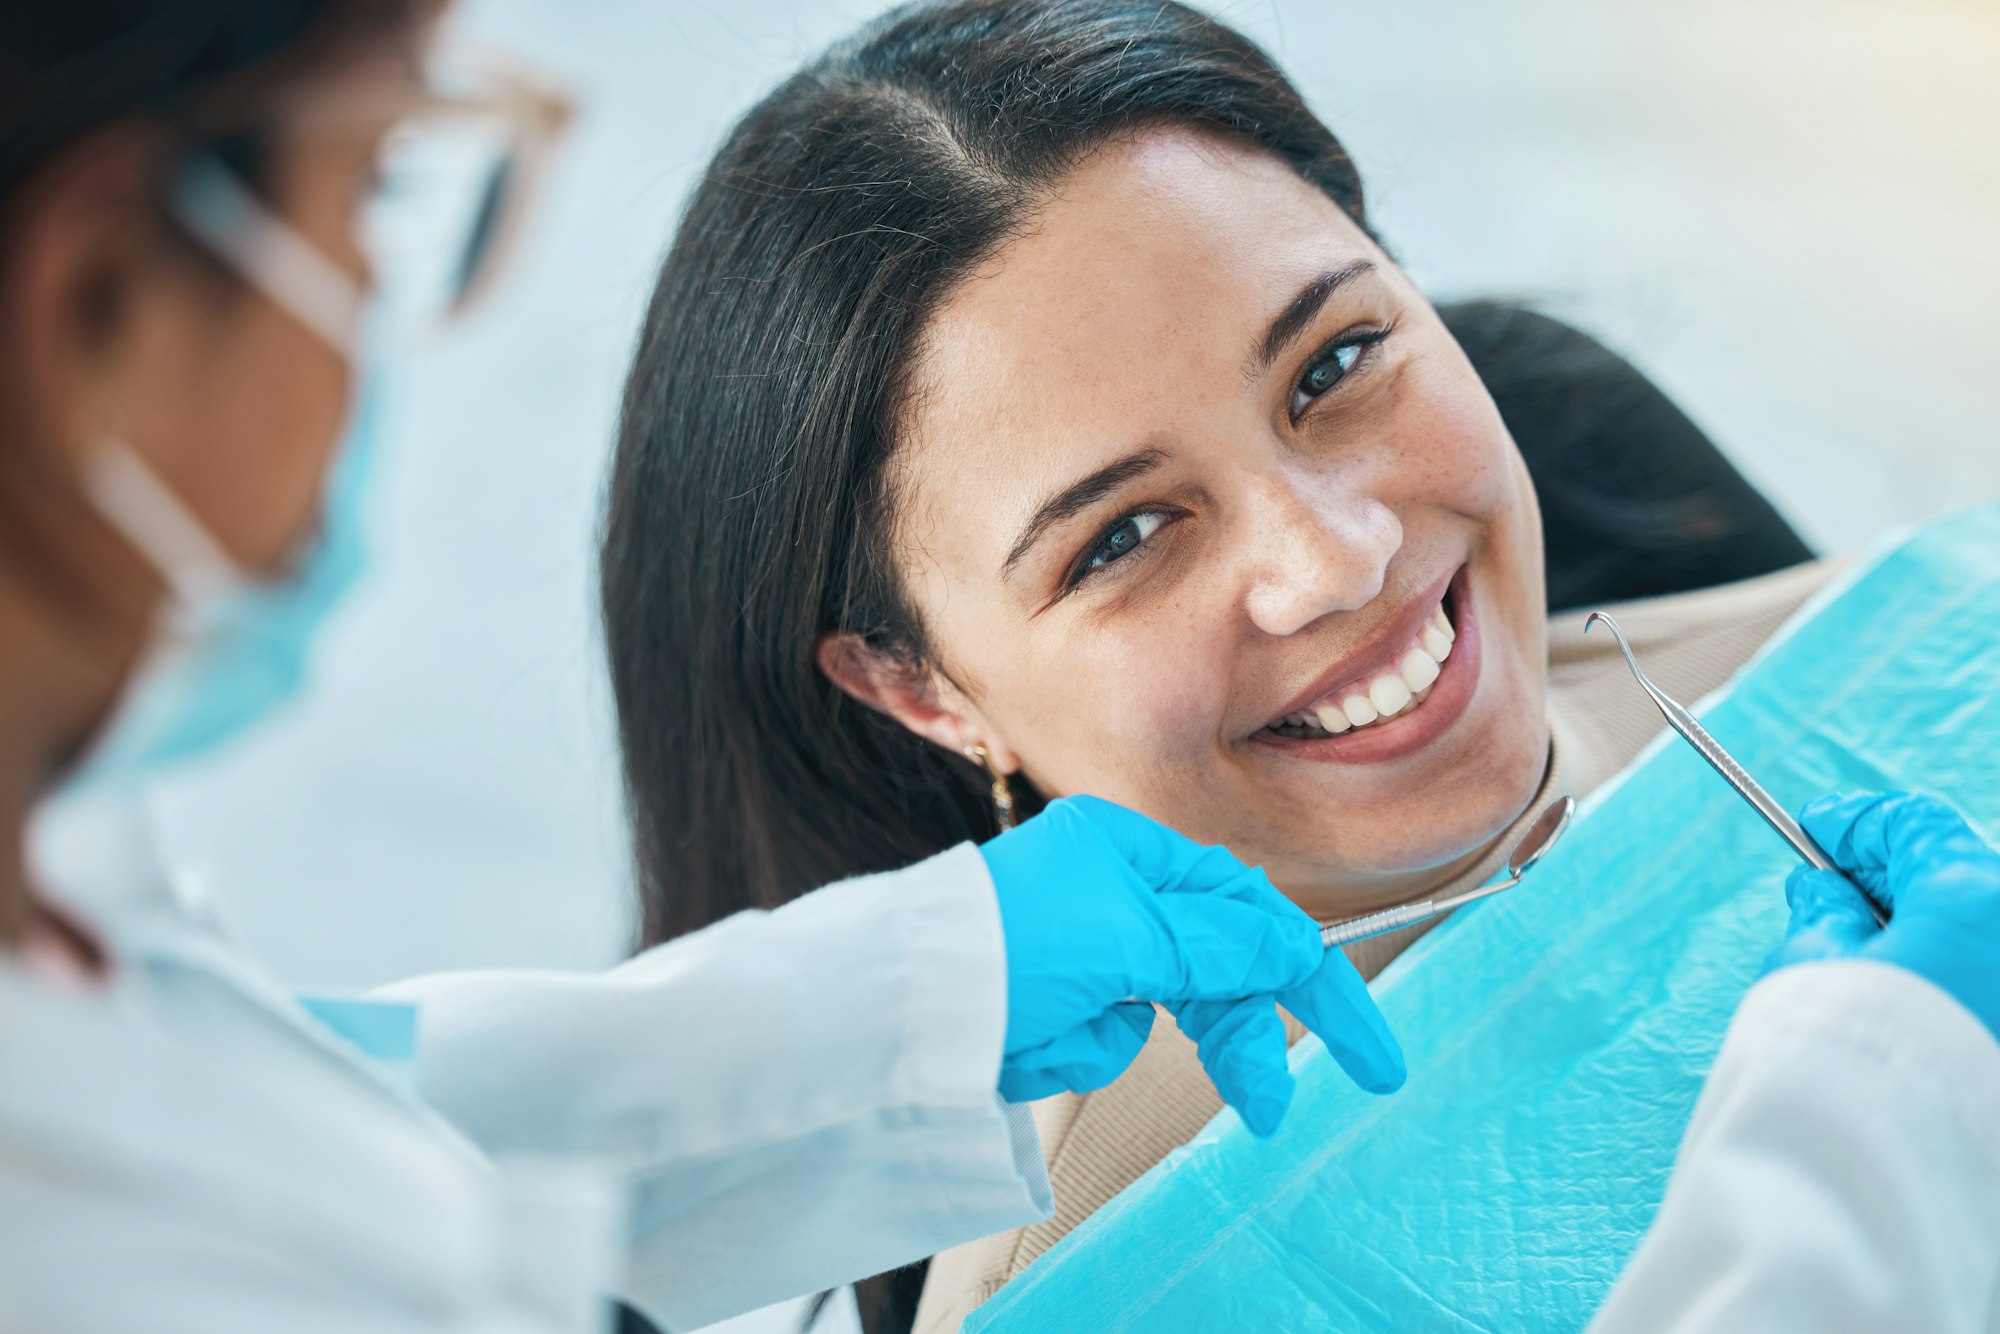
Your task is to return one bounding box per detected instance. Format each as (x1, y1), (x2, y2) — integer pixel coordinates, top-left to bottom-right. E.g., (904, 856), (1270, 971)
(1321, 794), (1577, 947)
(1509, 795), (1574, 881)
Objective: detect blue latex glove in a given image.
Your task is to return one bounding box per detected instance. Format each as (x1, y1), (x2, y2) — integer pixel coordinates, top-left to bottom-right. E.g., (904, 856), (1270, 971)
(981, 795), (1406, 1135)
(1767, 790), (2000, 1041)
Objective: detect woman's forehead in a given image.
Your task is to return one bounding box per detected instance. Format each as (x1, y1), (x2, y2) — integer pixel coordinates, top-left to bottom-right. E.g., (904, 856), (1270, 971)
(912, 131), (1376, 419)
(897, 128), (1383, 534)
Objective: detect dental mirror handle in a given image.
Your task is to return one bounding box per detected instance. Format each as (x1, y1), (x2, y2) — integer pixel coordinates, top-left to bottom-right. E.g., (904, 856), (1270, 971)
(1319, 869), (1526, 948)
(1320, 900), (1441, 948)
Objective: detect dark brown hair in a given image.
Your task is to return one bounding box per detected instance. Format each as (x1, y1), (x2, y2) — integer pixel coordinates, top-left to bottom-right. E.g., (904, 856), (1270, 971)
(603, 0), (1368, 950)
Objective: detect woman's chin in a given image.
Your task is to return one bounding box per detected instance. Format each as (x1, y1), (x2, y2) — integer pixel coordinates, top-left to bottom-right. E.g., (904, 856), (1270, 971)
(1265, 744), (1548, 915)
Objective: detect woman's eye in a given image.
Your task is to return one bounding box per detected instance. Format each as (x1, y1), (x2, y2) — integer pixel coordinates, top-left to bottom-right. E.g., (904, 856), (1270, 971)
(1080, 510), (1168, 577)
(1289, 328), (1389, 420)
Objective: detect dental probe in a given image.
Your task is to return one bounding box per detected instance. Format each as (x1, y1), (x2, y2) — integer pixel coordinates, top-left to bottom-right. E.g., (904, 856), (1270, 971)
(1585, 611), (1889, 927)
(1320, 796), (1575, 947)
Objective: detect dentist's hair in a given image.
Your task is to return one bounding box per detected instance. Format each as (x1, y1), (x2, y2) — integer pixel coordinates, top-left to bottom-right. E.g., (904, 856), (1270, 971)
(0, 0), (419, 217)
(0, 0), (419, 599)
(603, 0), (1368, 950)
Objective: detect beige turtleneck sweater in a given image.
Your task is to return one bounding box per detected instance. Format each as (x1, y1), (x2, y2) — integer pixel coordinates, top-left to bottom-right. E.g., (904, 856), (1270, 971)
(914, 558), (1839, 1333)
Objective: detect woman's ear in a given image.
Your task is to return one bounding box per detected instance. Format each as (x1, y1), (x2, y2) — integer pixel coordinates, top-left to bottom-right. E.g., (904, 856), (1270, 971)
(815, 630), (1020, 769)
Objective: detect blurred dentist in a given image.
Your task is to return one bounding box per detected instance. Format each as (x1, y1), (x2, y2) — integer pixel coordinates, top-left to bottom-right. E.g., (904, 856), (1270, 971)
(3, 7), (1996, 1334)
(0, 5), (1403, 1332)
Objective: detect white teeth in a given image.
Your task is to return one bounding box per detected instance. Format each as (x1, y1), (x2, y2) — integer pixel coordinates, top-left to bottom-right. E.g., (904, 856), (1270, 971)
(1368, 673), (1413, 717)
(1273, 598), (1461, 739)
(1313, 703), (1352, 733)
(1399, 647), (1440, 692)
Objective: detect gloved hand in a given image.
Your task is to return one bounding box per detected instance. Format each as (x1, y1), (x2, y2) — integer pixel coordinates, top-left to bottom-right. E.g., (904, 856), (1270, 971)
(981, 795), (1405, 1135)
(1767, 790), (2000, 1041)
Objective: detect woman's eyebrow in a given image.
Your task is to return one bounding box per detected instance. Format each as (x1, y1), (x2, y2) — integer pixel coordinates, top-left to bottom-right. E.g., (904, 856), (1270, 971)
(1004, 447), (1168, 575)
(1250, 259), (1377, 377)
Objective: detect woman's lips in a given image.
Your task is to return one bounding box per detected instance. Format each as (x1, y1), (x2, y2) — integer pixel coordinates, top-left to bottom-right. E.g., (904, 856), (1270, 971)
(1254, 568), (1483, 766)
(1272, 600), (1454, 733)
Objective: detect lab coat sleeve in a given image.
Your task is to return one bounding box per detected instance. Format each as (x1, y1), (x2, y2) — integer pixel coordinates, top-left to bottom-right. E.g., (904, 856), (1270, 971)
(1588, 959), (2000, 1334)
(377, 843), (1053, 1332)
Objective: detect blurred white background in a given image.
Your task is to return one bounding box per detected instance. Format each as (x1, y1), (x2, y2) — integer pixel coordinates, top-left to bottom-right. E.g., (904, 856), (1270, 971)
(149, 1), (1999, 1326)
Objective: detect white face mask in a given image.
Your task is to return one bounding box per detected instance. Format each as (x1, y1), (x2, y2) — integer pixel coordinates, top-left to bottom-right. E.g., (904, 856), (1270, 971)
(59, 157), (377, 796)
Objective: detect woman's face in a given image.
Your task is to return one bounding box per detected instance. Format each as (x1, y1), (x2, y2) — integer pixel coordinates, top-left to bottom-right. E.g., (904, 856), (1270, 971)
(885, 128), (1549, 917)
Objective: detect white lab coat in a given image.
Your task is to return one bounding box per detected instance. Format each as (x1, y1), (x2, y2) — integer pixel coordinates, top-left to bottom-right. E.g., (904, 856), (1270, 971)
(7, 788), (1999, 1334)
(4, 790), (1048, 1334)
(1592, 958), (2000, 1334)
(378, 841), (1052, 1330)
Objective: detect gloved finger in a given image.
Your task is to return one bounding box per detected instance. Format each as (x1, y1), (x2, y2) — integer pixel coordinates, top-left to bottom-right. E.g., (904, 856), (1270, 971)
(1153, 863), (1333, 993)
(1280, 947), (1406, 1095)
(1065, 799), (1315, 946)
(1062, 794), (1236, 896)
(1799, 791), (1999, 913)
(1763, 919), (1872, 972)
(1173, 995), (1296, 1137)
(1764, 867), (1879, 974)
(1135, 892), (1324, 1001)
(999, 1003), (1154, 1100)
(1000, 1017), (1148, 1101)
(1783, 863), (1884, 928)
(1163, 861), (1308, 920)
(998, 1064), (1071, 1103)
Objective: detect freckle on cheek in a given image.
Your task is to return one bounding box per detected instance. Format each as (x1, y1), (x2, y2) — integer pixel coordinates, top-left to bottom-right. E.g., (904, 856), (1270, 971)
(1414, 398), (1514, 514)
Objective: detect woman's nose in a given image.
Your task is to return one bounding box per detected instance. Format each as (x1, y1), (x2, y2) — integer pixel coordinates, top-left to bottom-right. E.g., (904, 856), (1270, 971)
(1239, 480), (1403, 638)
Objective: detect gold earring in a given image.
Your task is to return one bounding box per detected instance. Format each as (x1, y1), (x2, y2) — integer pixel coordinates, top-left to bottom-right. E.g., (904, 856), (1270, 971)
(964, 744), (1017, 832)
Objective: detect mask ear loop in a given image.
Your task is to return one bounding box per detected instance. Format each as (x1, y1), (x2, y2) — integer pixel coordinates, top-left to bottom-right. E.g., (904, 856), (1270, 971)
(168, 155), (364, 353)
(79, 438), (243, 607)
(78, 156), (371, 603)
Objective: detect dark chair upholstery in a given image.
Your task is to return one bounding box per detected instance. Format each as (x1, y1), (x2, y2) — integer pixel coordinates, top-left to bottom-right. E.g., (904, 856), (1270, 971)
(1440, 301), (1814, 613)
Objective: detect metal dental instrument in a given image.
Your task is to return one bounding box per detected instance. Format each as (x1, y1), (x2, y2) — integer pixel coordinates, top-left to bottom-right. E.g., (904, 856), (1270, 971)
(1584, 610), (1888, 926)
(1320, 795), (1575, 947)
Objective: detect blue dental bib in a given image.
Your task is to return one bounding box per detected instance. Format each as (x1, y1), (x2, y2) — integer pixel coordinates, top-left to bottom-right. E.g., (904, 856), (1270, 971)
(971, 504), (2000, 1334)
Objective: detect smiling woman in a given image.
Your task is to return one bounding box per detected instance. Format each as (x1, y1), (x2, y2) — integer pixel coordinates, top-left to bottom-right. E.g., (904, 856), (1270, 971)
(600, 1), (1820, 1329)
(848, 127), (1555, 915)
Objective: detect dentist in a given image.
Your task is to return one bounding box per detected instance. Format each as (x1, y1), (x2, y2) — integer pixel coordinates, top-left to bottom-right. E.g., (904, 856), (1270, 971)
(1, 6), (1996, 1334)
(0, 5), (1402, 1331)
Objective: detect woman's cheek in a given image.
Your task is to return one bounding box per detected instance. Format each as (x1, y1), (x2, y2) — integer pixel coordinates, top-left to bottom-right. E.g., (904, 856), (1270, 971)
(1013, 618), (1229, 797)
(1395, 380), (1518, 519)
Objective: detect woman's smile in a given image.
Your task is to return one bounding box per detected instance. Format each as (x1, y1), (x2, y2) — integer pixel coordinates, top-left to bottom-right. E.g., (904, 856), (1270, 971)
(1252, 565), (1482, 766)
